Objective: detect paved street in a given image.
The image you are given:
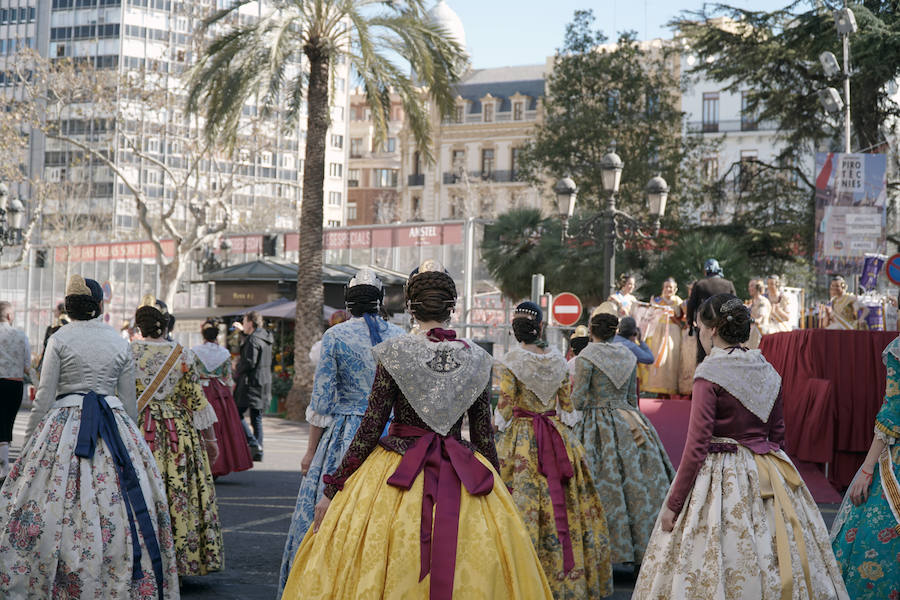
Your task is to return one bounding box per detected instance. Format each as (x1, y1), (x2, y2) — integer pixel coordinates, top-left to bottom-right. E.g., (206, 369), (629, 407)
(10, 409), (840, 599)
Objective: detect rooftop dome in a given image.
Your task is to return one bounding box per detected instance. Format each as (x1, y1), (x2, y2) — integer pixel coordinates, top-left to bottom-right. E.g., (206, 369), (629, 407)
(428, 1), (466, 51)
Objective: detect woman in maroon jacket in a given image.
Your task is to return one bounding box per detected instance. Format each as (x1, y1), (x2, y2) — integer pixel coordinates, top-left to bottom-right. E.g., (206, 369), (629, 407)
(634, 293), (848, 599)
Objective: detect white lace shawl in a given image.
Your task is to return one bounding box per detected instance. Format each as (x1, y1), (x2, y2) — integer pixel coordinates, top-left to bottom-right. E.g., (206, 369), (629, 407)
(693, 346), (782, 423)
(191, 342), (230, 374)
(373, 334), (493, 436)
(578, 342), (637, 390)
(499, 346), (569, 405)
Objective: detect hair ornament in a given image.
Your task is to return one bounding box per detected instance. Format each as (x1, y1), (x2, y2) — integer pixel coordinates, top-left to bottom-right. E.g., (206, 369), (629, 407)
(349, 267), (383, 291)
(65, 274), (91, 297)
(720, 298), (745, 314)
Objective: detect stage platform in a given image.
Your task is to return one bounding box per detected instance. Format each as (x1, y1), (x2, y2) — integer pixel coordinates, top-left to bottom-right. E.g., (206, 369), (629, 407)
(639, 397), (842, 504)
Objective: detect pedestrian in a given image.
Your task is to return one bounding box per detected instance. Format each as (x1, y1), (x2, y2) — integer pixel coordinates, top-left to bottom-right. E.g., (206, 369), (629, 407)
(277, 269), (405, 597)
(571, 312), (674, 567)
(608, 273), (638, 317)
(634, 294), (848, 598)
(38, 301), (68, 371)
(0, 276), (179, 598)
(0, 301), (32, 480)
(567, 324), (590, 379)
(493, 301), (613, 598)
(281, 261), (554, 599)
(830, 334), (900, 598)
(642, 278), (684, 396)
(765, 275), (793, 332)
(308, 309), (351, 366)
(614, 316), (654, 364)
(191, 319), (253, 478)
(132, 296), (224, 577)
(233, 310), (272, 461)
(685, 258), (736, 363)
(747, 278), (773, 349)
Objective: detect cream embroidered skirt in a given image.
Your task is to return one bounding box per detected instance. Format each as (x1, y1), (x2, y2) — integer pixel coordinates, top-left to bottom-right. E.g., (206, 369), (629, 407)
(634, 443), (849, 599)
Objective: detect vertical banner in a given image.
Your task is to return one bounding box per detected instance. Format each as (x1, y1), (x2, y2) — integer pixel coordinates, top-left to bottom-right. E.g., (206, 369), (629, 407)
(814, 152), (888, 278)
(859, 253), (887, 292)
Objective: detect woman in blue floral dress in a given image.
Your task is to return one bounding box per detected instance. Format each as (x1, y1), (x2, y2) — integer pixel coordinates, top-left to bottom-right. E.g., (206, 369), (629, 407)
(831, 335), (900, 599)
(276, 269), (404, 598)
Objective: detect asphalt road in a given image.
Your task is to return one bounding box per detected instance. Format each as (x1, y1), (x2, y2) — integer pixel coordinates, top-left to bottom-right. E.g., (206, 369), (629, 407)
(10, 410), (840, 600)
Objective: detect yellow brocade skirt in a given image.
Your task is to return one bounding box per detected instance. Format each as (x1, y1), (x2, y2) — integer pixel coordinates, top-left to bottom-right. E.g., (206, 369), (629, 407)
(282, 446), (554, 600)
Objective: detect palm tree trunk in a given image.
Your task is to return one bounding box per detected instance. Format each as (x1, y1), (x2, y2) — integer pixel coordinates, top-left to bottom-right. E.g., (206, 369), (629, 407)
(285, 47), (330, 421)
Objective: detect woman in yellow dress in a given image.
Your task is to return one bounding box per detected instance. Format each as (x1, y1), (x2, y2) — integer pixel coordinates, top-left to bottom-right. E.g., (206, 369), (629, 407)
(283, 263), (552, 600)
(494, 302), (612, 598)
(765, 275), (793, 333)
(643, 278), (684, 396)
(747, 279), (772, 349)
(132, 296), (224, 577)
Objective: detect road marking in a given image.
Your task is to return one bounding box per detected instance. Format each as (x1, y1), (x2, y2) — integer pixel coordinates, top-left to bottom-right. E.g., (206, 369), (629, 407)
(222, 530), (290, 537)
(218, 496), (297, 501)
(218, 501), (295, 509)
(223, 511), (294, 533)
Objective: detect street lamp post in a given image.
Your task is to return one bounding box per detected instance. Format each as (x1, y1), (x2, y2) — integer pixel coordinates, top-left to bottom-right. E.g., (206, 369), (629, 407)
(819, 5), (857, 153)
(600, 151), (624, 300)
(0, 183), (27, 258)
(561, 153), (669, 300)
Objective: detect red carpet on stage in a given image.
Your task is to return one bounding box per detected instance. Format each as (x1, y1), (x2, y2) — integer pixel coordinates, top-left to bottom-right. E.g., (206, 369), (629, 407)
(639, 397), (842, 504)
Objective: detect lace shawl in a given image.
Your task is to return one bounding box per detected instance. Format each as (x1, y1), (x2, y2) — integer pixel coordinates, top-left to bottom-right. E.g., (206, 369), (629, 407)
(372, 334), (493, 435)
(693, 347), (782, 423)
(578, 342), (637, 390)
(499, 346), (569, 404)
(192, 342), (230, 373)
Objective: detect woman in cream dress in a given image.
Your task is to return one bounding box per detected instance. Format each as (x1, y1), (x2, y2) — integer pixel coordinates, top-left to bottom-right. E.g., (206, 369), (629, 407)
(643, 278), (684, 396)
(747, 279), (772, 349)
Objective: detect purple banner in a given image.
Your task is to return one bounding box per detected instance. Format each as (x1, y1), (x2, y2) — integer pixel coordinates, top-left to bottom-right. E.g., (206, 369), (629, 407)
(859, 253), (886, 292)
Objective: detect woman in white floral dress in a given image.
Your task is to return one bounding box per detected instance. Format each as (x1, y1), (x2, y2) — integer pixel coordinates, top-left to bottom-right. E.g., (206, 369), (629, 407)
(0, 275), (179, 599)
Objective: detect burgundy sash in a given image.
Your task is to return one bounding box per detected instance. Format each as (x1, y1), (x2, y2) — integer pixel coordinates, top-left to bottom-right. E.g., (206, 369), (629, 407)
(386, 424), (493, 600)
(512, 407), (576, 572)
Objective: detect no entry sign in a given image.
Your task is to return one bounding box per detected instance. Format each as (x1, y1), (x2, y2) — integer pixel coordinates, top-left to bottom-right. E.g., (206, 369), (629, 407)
(886, 254), (900, 286)
(551, 292), (583, 326)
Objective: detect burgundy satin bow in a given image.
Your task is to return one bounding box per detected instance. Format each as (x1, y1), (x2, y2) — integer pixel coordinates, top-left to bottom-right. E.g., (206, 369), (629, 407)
(386, 424), (493, 600)
(512, 407), (576, 572)
(425, 328), (469, 348)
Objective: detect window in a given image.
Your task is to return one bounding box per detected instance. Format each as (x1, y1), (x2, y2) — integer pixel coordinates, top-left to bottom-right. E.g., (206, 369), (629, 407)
(702, 92), (719, 133)
(741, 91), (758, 131)
(737, 150), (757, 190)
(702, 156), (718, 181)
(413, 151), (421, 175)
(373, 169), (398, 187)
(347, 202), (357, 221)
(347, 169), (360, 187)
(56, 44), (66, 57)
(481, 149), (494, 177)
(327, 220), (341, 227)
(483, 102), (494, 123)
(350, 137), (363, 157)
(511, 147), (522, 180)
(328, 191), (342, 206)
(454, 105), (464, 123)
(607, 90), (620, 115)
(331, 106), (344, 121)
(330, 134), (343, 148)
(412, 196), (421, 219)
(386, 137), (396, 152)
(646, 91), (659, 117)
(513, 102), (523, 121)
(329, 162), (343, 177)
(451, 149), (465, 171)
(335, 77), (345, 92)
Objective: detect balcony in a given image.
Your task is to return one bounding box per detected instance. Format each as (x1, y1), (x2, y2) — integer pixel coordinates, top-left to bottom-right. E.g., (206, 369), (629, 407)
(441, 170), (522, 184)
(687, 119), (778, 134)
(408, 173), (425, 186)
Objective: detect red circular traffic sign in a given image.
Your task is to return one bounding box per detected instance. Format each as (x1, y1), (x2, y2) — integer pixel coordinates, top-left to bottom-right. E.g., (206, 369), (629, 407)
(551, 292), (583, 326)
(886, 254), (900, 286)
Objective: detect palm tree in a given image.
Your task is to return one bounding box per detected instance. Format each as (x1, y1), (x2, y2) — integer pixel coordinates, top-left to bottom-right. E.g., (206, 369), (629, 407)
(187, 0), (465, 420)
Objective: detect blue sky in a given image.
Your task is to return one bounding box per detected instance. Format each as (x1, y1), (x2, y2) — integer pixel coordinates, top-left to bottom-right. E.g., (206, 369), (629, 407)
(445, 0), (792, 69)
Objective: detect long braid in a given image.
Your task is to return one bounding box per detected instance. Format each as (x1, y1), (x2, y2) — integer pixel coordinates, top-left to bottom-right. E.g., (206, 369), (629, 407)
(406, 271), (457, 323)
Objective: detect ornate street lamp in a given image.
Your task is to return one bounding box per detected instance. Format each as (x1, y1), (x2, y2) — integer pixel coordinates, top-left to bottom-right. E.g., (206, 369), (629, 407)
(646, 175), (670, 231)
(554, 177), (577, 240)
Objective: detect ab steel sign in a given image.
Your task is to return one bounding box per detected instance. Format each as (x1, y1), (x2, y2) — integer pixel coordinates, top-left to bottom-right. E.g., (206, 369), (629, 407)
(551, 292), (583, 326)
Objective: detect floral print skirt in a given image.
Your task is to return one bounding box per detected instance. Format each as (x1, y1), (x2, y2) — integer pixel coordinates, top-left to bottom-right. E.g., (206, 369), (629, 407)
(634, 445), (849, 599)
(141, 401), (223, 576)
(575, 406), (674, 563)
(830, 443), (900, 599)
(282, 446), (554, 599)
(0, 401), (179, 599)
(497, 416), (613, 598)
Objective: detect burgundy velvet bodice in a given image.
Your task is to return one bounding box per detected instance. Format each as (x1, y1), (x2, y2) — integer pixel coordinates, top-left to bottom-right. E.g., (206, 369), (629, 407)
(667, 378), (785, 514)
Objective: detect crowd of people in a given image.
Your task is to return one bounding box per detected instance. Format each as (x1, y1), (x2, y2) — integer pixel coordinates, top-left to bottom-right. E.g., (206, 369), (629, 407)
(0, 256), (897, 598)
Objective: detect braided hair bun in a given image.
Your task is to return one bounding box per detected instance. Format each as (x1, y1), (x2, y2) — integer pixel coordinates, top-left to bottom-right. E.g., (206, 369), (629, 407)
(512, 316), (541, 344)
(698, 293), (751, 344)
(201, 319), (220, 342)
(590, 312), (619, 342)
(135, 305), (167, 339)
(406, 270), (457, 323)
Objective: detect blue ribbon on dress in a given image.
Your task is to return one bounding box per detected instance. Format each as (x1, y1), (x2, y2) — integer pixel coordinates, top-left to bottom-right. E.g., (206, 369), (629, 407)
(362, 312), (387, 346)
(70, 391), (166, 600)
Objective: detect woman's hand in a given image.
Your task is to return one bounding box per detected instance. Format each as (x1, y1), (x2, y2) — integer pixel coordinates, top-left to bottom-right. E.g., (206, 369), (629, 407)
(300, 449), (315, 476)
(205, 439), (219, 465)
(660, 507), (677, 532)
(313, 496), (331, 533)
(849, 469), (873, 506)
